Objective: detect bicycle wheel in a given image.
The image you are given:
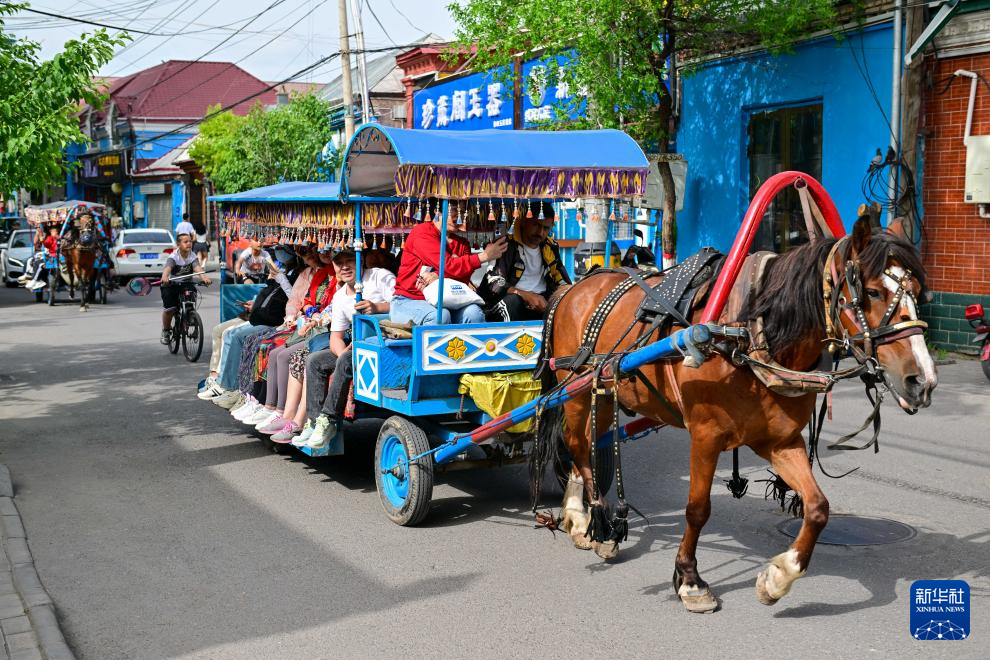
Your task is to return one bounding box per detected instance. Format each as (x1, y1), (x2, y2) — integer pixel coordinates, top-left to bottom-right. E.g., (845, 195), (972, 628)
(168, 314), (181, 354)
(183, 310), (204, 362)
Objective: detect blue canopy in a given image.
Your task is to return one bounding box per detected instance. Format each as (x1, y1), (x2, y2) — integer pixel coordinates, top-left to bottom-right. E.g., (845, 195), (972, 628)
(342, 123), (649, 199)
(209, 181), (341, 203)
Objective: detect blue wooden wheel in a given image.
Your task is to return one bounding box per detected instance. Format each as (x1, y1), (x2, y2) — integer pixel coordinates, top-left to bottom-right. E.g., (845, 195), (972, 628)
(375, 416), (433, 526)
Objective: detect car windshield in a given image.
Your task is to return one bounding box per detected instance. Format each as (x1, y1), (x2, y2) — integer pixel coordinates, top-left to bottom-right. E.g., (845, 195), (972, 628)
(10, 231), (33, 248)
(123, 231), (173, 245)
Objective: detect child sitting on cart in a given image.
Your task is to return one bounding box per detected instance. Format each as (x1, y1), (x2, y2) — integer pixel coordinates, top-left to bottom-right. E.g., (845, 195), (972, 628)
(161, 233), (211, 344)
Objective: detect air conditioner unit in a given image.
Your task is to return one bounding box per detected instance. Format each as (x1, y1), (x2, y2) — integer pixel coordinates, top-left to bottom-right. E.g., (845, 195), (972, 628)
(392, 104), (408, 120)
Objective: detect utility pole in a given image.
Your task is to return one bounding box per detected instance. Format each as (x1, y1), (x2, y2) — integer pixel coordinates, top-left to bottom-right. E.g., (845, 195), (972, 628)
(349, 0), (371, 123)
(889, 0), (903, 223)
(338, 0), (355, 143)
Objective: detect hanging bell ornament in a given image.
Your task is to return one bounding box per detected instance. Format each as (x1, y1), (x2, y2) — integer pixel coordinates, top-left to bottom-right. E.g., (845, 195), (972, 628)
(526, 201), (534, 219)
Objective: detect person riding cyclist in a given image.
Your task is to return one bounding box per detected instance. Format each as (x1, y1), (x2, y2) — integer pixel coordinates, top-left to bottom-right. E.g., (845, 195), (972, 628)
(161, 233), (211, 344)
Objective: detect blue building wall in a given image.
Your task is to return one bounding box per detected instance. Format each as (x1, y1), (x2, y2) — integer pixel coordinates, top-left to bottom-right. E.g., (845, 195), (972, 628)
(676, 24), (894, 256)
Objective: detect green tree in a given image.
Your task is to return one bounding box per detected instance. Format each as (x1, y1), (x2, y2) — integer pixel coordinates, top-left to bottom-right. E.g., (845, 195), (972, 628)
(190, 94), (337, 193)
(448, 0), (840, 263)
(0, 3), (127, 192)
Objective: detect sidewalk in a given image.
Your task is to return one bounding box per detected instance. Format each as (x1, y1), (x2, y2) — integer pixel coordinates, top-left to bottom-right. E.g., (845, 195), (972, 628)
(0, 466), (73, 660)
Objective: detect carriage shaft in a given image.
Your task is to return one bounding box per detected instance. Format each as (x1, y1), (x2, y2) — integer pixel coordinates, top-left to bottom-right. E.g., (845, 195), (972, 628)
(432, 325), (710, 465)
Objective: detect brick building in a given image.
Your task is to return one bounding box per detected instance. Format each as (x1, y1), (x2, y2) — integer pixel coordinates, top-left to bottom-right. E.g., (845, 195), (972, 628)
(918, 10), (990, 352)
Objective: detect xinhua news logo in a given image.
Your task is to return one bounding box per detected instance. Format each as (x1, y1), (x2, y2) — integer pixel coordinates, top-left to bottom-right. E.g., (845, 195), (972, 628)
(910, 580), (970, 640)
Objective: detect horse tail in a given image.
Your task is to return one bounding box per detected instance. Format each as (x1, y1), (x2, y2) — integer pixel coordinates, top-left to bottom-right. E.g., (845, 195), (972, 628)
(528, 284), (571, 509)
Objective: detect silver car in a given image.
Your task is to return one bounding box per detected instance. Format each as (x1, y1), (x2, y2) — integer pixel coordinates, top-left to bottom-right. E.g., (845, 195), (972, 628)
(1, 229), (36, 286)
(112, 228), (176, 279)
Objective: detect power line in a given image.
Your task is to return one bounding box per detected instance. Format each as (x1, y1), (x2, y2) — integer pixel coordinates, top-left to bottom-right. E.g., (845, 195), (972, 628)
(387, 0), (427, 36)
(82, 42), (425, 158)
(6, 4), (180, 35)
(364, 0), (397, 47)
(109, 0), (292, 102)
(145, 0), (331, 114)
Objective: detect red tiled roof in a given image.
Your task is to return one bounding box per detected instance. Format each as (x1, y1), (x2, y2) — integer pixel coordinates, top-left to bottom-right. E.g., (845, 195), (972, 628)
(87, 60), (277, 121)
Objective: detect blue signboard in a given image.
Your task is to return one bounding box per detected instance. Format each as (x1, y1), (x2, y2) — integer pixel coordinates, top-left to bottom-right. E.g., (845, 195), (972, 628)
(413, 68), (513, 131)
(522, 53), (583, 128)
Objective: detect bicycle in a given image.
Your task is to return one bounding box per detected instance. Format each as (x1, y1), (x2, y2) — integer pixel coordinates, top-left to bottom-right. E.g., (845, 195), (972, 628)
(164, 282), (207, 362)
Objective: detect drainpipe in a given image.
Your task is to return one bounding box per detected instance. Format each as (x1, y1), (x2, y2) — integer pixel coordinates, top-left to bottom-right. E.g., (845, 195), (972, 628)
(889, 0), (903, 223)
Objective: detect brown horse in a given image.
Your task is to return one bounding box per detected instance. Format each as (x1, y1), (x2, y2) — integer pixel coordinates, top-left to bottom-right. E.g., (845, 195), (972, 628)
(534, 217), (936, 612)
(61, 213), (99, 311)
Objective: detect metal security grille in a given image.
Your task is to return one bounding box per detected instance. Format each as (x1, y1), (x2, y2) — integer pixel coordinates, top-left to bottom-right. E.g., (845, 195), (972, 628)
(145, 194), (172, 231)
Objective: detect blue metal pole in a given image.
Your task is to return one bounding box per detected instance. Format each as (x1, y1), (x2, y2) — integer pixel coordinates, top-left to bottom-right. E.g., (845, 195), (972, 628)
(436, 200), (449, 319)
(353, 204), (363, 302)
(432, 324), (711, 465)
(603, 200), (613, 268)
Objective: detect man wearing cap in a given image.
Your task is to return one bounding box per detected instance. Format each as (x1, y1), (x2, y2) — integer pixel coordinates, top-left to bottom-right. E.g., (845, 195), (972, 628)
(479, 202), (570, 321)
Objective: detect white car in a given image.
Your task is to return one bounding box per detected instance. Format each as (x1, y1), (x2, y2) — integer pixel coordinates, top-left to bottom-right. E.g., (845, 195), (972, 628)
(1, 229), (36, 286)
(112, 228), (176, 279)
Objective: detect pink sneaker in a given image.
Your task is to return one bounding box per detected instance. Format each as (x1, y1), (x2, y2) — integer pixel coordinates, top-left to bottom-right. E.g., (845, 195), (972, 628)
(270, 421), (302, 443)
(257, 415), (288, 435)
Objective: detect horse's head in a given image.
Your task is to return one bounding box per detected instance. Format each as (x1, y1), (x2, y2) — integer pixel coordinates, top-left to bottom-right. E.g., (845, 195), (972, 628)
(76, 213), (95, 246)
(831, 217), (937, 412)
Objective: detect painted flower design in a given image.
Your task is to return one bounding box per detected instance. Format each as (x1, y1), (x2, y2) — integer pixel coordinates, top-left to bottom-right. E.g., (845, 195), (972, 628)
(446, 337), (467, 361)
(516, 334), (536, 357)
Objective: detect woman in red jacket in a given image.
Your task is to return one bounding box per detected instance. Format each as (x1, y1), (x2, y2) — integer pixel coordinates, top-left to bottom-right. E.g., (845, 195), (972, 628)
(390, 210), (507, 325)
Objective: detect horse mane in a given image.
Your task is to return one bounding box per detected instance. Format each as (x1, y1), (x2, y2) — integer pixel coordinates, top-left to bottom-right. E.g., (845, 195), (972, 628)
(742, 232), (926, 359)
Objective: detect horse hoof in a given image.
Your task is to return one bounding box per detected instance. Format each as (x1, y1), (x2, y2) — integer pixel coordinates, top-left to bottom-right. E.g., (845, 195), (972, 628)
(593, 539), (619, 561)
(678, 584), (719, 613)
(755, 570), (780, 606)
(571, 534), (594, 551)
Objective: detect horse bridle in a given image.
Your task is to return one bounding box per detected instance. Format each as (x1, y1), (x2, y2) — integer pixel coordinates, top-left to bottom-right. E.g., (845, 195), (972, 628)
(822, 237), (927, 363)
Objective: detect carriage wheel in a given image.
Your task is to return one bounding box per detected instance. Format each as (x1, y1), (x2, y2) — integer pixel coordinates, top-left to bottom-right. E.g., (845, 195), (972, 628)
(168, 315), (181, 354)
(182, 310), (204, 362)
(47, 272), (56, 306)
(375, 416), (434, 526)
(554, 440), (614, 498)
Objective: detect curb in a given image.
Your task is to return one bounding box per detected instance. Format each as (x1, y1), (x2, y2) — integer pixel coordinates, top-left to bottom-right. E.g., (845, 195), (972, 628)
(0, 465), (75, 660)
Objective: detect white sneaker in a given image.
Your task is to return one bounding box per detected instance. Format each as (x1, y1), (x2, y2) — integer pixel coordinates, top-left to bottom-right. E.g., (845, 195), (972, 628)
(197, 381), (224, 400)
(291, 419), (314, 446)
(302, 415), (337, 449)
(244, 407), (275, 427)
(212, 390), (241, 409)
(231, 397), (258, 420)
(252, 410), (280, 430)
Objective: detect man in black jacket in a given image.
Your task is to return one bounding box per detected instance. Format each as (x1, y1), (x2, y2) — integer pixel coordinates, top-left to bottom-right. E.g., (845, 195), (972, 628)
(479, 201), (571, 321)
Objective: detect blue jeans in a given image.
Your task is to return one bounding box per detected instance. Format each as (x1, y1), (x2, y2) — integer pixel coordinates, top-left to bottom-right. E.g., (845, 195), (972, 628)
(218, 323), (268, 390)
(389, 296), (485, 326)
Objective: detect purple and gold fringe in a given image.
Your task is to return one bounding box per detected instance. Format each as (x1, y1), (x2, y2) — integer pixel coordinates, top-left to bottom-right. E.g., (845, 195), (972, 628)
(394, 165), (647, 200)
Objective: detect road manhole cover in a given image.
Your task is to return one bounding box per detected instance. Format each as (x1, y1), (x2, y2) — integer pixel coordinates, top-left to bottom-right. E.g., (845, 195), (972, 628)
(777, 514), (916, 546)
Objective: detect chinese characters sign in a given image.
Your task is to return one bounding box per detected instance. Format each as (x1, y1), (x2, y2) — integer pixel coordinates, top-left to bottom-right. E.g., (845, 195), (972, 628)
(415, 70), (510, 131)
(910, 580), (970, 641)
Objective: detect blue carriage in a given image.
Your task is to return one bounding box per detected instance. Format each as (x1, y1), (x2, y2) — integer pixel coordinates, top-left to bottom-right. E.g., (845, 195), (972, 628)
(210, 125), (720, 527)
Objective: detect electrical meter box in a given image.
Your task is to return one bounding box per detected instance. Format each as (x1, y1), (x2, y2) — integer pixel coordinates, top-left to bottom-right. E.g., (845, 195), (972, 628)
(964, 135), (990, 203)
(637, 156), (687, 211)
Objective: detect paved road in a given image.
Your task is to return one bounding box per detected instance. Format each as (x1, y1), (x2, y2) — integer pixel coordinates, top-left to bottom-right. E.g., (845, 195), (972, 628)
(0, 284), (987, 659)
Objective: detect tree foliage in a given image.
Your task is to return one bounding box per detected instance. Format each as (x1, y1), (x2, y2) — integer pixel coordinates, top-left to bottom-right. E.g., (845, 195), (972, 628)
(0, 3), (127, 192)
(190, 94), (338, 194)
(448, 0), (841, 260)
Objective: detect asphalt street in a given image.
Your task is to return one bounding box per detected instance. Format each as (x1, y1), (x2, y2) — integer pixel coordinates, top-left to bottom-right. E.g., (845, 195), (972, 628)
(0, 283), (987, 659)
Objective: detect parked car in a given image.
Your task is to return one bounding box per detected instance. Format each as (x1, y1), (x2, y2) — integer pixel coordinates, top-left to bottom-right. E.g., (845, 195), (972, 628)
(0, 229), (36, 286)
(112, 228), (176, 279)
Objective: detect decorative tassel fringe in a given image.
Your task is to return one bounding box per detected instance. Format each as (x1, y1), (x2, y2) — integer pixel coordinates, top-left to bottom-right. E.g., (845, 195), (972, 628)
(584, 503), (611, 544)
(607, 501), (629, 544)
(757, 469), (804, 518)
